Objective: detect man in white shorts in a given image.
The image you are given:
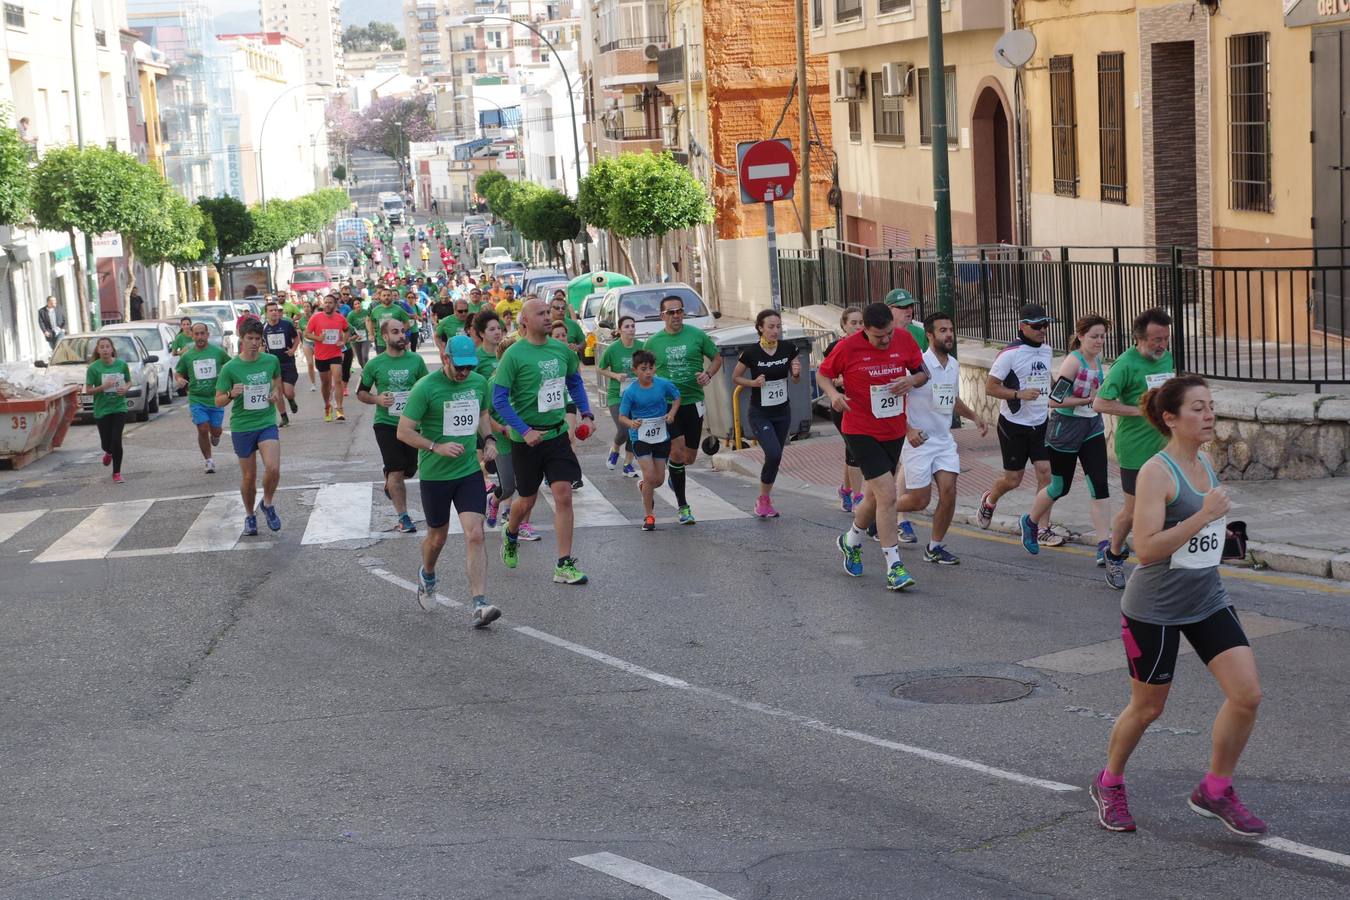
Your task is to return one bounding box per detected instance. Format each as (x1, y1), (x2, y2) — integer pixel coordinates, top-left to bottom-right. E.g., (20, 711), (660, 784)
(897, 311), (987, 565)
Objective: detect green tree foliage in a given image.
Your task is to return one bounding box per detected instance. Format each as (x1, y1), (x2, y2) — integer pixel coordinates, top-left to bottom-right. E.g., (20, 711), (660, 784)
(513, 189), (581, 266)
(342, 21), (405, 52)
(576, 156), (616, 233)
(196, 195), (253, 266)
(486, 179), (528, 223)
(0, 124), (32, 226)
(134, 192), (206, 269)
(332, 163), (347, 183)
(244, 188), (352, 255)
(475, 170), (507, 204)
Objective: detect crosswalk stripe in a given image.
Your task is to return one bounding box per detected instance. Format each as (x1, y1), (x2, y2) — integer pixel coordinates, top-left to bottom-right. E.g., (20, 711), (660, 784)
(541, 480), (630, 528)
(174, 494), (246, 554)
(0, 509), (45, 545)
(302, 481), (373, 545)
(34, 499), (155, 563)
(657, 474), (747, 523)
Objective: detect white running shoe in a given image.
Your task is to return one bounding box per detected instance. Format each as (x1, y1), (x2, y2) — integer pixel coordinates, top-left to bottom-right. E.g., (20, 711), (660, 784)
(204, 458), (215, 474)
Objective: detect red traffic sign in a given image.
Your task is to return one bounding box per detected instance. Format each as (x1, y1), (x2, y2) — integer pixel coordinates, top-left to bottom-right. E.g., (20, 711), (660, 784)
(736, 139), (797, 204)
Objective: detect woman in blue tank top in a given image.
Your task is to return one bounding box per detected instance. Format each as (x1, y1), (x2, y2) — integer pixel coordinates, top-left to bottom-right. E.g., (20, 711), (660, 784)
(1087, 375), (1267, 838)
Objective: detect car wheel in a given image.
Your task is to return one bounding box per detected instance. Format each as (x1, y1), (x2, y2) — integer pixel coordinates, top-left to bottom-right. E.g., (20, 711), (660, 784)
(160, 382), (173, 404)
(148, 392), (160, 416)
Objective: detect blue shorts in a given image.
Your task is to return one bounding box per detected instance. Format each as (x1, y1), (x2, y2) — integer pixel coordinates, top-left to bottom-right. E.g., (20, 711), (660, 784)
(231, 424), (280, 459)
(190, 402), (225, 428)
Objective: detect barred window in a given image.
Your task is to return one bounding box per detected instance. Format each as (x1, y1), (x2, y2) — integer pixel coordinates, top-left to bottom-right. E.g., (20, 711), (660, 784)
(870, 72), (904, 143)
(878, 0), (911, 13)
(848, 100), (861, 142)
(835, 0), (862, 23)
(1228, 32), (1271, 212)
(1097, 52), (1126, 204)
(812, 0), (822, 28)
(1050, 55), (1078, 197)
(917, 66), (957, 146)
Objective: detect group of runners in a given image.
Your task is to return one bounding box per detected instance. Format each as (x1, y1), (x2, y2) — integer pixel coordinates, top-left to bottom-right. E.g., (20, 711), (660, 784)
(85, 215), (1266, 840)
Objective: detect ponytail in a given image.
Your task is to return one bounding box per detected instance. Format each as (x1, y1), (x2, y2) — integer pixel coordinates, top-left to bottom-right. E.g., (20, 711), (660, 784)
(1139, 373), (1207, 438)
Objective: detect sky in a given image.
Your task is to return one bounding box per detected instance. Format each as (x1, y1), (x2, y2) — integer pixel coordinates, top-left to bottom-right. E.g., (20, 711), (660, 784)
(210, 1), (405, 37)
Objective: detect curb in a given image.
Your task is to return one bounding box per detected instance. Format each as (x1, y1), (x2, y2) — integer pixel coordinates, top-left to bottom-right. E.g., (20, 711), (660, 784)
(710, 450), (1347, 583)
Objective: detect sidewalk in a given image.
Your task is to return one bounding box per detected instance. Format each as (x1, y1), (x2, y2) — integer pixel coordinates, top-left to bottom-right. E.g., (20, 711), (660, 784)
(711, 424), (1350, 582)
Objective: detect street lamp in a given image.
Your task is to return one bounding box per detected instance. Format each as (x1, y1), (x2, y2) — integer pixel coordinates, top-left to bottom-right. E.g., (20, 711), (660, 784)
(454, 13), (589, 269)
(258, 81), (333, 205)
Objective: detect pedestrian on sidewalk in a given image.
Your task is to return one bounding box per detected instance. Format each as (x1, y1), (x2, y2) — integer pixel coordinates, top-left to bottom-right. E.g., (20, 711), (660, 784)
(1090, 374), (1266, 838)
(1094, 307), (1176, 589)
(1023, 315), (1113, 563)
(822, 306), (864, 513)
(733, 309), (801, 518)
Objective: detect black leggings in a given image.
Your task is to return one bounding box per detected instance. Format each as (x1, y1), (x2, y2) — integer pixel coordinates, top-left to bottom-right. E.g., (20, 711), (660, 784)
(96, 412), (126, 475)
(830, 407), (857, 467)
(1047, 433), (1110, 500)
(748, 406), (792, 485)
(341, 346), (355, 382)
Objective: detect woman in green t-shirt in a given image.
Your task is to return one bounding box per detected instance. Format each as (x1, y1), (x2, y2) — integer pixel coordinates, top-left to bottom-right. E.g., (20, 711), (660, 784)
(84, 336), (132, 483)
(597, 315), (641, 478)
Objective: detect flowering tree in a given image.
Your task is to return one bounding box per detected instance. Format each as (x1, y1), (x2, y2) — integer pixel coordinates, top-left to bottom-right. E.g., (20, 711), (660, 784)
(353, 95), (435, 170)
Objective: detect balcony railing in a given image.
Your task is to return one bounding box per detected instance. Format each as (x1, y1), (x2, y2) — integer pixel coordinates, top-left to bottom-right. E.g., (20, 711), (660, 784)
(603, 124), (662, 141)
(4, 3), (25, 28)
(657, 43), (701, 85)
(598, 35), (667, 54)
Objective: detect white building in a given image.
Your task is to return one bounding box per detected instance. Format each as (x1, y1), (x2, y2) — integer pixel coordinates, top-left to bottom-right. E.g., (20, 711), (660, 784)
(216, 32), (329, 206)
(0, 0), (138, 360)
(520, 49), (583, 194)
(259, 0), (345, 92)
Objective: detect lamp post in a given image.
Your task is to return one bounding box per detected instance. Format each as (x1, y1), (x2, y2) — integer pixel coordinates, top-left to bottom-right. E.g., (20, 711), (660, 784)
(70, 0), (100, 329)
(258, 80), (333, 205)
(455, 14), (588, 269)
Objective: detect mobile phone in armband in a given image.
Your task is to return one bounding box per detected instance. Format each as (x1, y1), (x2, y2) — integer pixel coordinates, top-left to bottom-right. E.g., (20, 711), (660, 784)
(1049, 375), (1075, 403)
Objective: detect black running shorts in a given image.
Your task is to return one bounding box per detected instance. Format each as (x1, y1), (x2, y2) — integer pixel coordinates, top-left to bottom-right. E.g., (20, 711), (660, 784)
(511, 431), (581, 497)
(420, 473), (487, 529)
(843, 433), (903, 481)
(1121, 608), (1250, 685)
(373, 423), (417, 478)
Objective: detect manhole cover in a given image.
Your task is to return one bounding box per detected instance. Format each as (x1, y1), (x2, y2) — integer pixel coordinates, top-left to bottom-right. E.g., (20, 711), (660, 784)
(890, 676), (1034, 705)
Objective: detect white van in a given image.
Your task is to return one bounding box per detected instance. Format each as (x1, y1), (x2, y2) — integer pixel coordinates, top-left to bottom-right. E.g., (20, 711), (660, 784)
(378, 192), (405, 224)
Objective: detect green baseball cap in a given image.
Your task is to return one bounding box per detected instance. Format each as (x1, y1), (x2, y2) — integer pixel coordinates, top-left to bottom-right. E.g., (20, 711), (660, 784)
(884, 288), (918, 308)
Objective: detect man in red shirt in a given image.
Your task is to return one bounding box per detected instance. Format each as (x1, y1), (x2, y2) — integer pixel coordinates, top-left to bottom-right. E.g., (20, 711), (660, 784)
(306, 292), (350, 421)
(816, 301), (928, 590)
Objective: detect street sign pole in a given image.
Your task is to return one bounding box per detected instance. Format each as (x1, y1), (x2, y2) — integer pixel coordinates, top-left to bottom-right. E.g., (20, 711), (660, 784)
(927, 0), (956, 325)
(765, 190), (782, 310)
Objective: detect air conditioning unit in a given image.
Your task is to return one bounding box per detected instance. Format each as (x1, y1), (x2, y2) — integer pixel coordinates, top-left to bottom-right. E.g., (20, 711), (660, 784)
(881, 62), (912, 97)
(643, 42), (661, 61)
(833, 67), (863, 102)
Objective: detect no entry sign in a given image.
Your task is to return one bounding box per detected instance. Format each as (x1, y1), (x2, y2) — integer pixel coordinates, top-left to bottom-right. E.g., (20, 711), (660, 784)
(736, 139), (798, 204)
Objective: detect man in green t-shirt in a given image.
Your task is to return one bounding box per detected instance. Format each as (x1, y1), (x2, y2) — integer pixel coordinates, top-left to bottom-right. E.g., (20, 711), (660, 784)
(642, 293), (722, 524)
(215, 319), (284, 537)
(174, 322), (231, 474)
(1093, 306), (1176, 588)
(366, 287), (411, 351)
(358, 317), (429, 535)
(434, 297), (472, 352)
(548, 290), (586, 358)
(492, 298), (595, 586)
(396, 333), (500, 626)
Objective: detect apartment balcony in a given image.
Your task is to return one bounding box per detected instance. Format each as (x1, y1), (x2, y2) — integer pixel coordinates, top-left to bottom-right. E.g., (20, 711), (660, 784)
(656, 43), (701, 88)
(811, 0), (1005, 55)
(597, 34), (666, 54)
(594, 35), (666, 88)
(595, 123), (663, 156)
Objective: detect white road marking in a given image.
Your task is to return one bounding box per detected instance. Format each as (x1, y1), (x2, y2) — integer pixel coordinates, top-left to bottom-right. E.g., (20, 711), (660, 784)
(540, 482), (629, 527)
(174, 493), (247, 554)
(302, 482), (373, 545)
(658, 474), (748, 523)
(1021, 612), (1308, 675)
(571, 852), (736, 900)
(1259, 837), (1350, 868)
(0, 509), (45, 545)
(109, 542), (273, 559)
(34, 500), (154, 563)
(515, 627), (692, 689)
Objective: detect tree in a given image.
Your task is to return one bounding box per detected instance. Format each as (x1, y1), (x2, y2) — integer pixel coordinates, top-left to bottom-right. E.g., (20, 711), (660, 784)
(342, 21), (404, 52)
(32, 146), (166, 329)
(332, 164), (347, 183)
(196, 195), (253, 267)
(352, 95), (435, 168)
(0, 124), (32, 226)
(513, 189), (581, 267)
(475, 170), (508, 208)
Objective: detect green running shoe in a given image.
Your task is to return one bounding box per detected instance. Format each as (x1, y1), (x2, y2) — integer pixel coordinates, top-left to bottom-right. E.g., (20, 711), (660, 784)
(553, 556), (588, 585)
(502, 532), (519, 569)
(886, 561), (916, 591)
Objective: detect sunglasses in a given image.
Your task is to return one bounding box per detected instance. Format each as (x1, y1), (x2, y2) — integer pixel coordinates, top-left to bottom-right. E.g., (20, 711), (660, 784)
(1021, 319), (1051, 328)
(662, 308), (684, 316)
(453, 364), (475, 373)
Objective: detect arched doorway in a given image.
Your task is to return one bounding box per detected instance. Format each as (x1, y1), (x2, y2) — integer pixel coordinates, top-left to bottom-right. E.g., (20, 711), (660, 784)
(971, 84), (1013, 245)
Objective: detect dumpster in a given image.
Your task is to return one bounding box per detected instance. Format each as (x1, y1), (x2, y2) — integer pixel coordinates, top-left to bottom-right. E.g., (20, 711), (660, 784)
(700, 323), (815, 450)
(566, 271), (632, 314)
(0, 383), (81, 469)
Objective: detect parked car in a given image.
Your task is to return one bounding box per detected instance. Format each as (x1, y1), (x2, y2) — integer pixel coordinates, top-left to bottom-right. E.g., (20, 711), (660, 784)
(163, 316), (225, 350)
(37, 332), (161, 422)
(592, 283), (721, 367)
(324, 251), (353, 280)
(494, 261), (526, 284)
(522, 268), (566, 298)
(531, 276), (570, 301)
(479, 246), (512, 272)
(578, 291), (605, 364)
(99, 321), (179, 404)
(177, 302), (239, 353)
(289, 266), (334, 297)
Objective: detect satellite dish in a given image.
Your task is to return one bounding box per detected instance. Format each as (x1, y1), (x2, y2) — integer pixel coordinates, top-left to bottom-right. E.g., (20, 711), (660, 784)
(994, 30), (1036, 69)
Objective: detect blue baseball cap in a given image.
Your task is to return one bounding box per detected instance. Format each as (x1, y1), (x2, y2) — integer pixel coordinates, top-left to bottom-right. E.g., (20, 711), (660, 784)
(449, 334), (478, 367)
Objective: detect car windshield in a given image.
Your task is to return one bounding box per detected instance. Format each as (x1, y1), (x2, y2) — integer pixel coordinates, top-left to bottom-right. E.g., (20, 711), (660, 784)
(325, 254), (349, 266)
(293, 271), (328, 284)
(185, 318), (222, 338)
(181, 305), (232, 323)
(581, 295), (603, 319)
(382, 199), (402, 209)
(620, 288), (708, 322)
(114, 328), (164, 351)
(51, 335), (139, 365)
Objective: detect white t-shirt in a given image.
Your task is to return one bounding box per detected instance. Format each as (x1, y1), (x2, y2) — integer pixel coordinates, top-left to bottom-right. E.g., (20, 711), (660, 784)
(904, 349), (960, 438)
(988, 339), (1053, 427)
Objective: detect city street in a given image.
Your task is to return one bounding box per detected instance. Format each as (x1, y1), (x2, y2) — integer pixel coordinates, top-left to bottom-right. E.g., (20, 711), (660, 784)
(2, 349), (1348, 899)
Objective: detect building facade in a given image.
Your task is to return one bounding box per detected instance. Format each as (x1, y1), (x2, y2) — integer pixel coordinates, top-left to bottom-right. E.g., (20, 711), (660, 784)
(260, 0), (345, 90)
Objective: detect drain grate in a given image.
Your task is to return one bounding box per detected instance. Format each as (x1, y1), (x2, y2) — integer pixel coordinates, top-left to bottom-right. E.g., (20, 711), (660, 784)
(890, 675), (1034, 705)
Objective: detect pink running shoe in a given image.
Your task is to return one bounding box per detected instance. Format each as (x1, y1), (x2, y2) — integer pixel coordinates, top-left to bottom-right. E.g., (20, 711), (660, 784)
(837, 485), (853, 513)
(486, 492), (501, 528)
(112, 473), (124, 484)
(518, 522), (542, 541)
(102, 453), (112, 467)
(754, 495), (779, 518)
(1089, 771), (1135, 832)
(1188, 784), (1268, 836)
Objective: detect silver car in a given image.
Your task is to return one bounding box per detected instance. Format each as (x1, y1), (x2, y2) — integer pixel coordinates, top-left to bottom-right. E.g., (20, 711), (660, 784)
(99, 321), (179, 404)
(38, 332), (162, 422)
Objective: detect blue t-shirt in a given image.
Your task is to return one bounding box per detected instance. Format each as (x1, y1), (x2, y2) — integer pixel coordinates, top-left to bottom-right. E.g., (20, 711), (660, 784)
(619, 377), (681, 444)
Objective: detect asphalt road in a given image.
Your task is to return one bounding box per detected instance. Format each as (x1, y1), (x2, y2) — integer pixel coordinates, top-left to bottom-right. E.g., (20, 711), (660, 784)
(3, 346), (1349, 899)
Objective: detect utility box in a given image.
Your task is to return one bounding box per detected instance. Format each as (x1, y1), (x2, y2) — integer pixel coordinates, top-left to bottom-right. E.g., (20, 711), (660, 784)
(701, 323), (814, 448)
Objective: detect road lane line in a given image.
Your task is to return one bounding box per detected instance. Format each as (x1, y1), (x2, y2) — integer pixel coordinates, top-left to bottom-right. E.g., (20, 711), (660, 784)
(515, 627), (692, 689)
(34, 499), (154, 562)
(657, 474), (748, 522)
(302, 482), (372, 545)
(0, 509), (44, 545)
(174, 493), (246, 554)
(1258, 837), (1350, 868)
(571, 852), (736, 900)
